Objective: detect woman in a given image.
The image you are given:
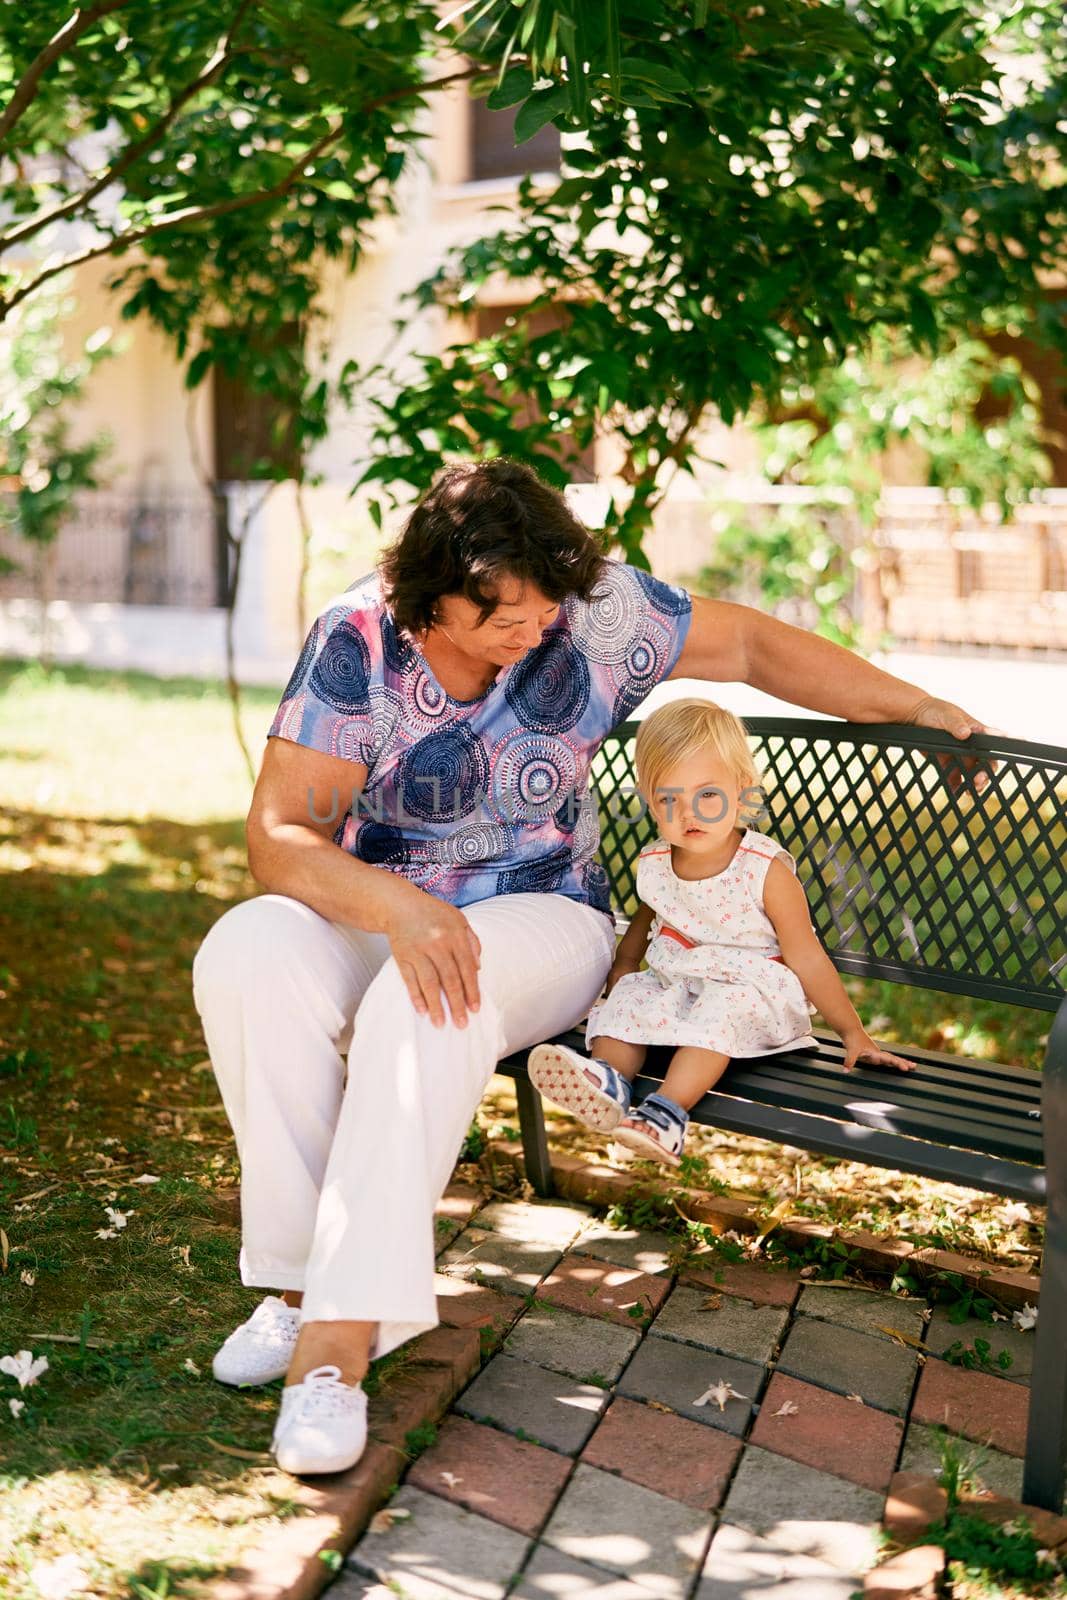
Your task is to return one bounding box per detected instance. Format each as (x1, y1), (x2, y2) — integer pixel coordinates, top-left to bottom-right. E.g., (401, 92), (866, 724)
(192, 457), (991, 1476)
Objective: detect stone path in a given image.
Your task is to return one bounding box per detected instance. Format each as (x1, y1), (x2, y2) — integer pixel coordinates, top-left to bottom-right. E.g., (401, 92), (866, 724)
(335, 1193), (1038, 1600)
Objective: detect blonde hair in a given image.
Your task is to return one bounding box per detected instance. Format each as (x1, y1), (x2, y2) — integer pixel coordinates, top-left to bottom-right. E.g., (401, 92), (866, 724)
(634, 698), (766, 824)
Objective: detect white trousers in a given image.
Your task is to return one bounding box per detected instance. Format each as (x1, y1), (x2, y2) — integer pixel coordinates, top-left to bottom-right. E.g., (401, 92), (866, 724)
(191, 890), (615, 1361)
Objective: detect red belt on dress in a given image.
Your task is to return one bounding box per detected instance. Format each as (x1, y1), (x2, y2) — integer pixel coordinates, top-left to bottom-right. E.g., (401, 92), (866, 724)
(659, 924), (785, 962)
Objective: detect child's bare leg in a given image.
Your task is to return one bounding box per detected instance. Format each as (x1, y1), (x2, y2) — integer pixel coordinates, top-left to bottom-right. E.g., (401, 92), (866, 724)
(658, 1046), (731, 1110)
(589, 1036), (646, 1083)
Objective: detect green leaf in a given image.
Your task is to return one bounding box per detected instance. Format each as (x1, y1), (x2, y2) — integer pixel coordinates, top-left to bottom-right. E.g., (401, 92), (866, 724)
(513, 84), (570, 144)
(486, 67), (534, 112)
(618, 56), (690, 95)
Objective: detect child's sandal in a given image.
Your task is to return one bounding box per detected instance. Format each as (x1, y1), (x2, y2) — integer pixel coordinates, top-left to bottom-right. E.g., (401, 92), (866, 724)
(611, 1091), (688, 1167)
(527, 1042), (633, 1132)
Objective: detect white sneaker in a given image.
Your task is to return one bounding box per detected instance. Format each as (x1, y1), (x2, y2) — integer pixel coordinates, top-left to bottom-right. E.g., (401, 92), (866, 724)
(271, 1363), (369, 1475)
(212, 1294), (300, 1387)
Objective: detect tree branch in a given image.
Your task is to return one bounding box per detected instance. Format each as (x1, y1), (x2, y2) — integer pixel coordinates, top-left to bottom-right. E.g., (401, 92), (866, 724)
(0, 0), (256, 253)
(1, 64), (495, 318)
(0, 1), (135, 146)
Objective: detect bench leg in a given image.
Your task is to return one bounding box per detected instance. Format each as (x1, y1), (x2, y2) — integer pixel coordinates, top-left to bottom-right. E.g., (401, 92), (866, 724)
(515, 1076), (555, 1199)
(1022, 999), (1067, 1511)
(1022, 1209), (1067, 1510)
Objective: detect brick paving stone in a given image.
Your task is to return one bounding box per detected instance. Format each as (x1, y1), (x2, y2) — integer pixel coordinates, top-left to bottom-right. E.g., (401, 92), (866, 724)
(883, 1472), (949, 1543)
(541, 1461), (715, 1599)
(749, 1373), (903, 1493)
(899, 1422), (1024, 1501)
(504, 1304), (640, 1384)
(512, 1544), (658, 1598)
(438, 1232), (562, 1295)
(406, 1415), (570, 1538)
(697, 1523), (866, 1598)
(864, 1543), (946, 1600)
(537, 1253), (671, 1327)
(476, 1198), (593, 1248)
(776, 1317), (918, 1415)
(347, 1483), (530, 1600)
(573, 1222), (677, 1276)
(435, 1274), (522, 1341)
(911, 1360), (1029, 1457)
(582, 1395), (741, 1511)
(923, 1307), (1034, 1383)
(456, 1352), (608, 1455)
(434, 1185), (484, 1257)
(407, 1324), (482, 1391)
(681, 1257), (801, 1308)
(722, 1446), (883, 1572)
(617, 1336), (764, 1436)
(652, 1283), (789, 1365)
(797, 1284), (927, 1345)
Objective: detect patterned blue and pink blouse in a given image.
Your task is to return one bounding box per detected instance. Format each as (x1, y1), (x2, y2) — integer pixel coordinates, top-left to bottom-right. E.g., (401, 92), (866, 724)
(267, 558), (693, 920)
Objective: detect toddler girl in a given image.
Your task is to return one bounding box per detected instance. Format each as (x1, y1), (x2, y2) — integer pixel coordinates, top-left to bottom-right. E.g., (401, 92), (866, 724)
(528, 697), (913, 1166)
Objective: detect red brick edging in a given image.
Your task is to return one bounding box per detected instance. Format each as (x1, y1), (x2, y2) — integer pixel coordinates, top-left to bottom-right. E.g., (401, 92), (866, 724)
(868, 1471), (1067, 1598)
(485, 1141), (1041, 1312)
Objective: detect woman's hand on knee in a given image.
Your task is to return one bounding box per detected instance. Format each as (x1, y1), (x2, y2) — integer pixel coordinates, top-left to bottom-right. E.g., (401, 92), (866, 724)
(386, 893), (482, 1029)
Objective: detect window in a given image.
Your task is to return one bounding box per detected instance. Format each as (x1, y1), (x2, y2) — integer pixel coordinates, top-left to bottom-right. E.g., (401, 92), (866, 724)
(212, 323), (302, 482)
(469, 96), (561, 183)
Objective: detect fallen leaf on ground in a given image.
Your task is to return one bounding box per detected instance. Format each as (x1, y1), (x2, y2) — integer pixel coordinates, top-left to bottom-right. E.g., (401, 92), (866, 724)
(369, 1507), (412, 1534)
(700, 1295), (722, 1311)
(694, 1379), (749, 1411)
(877, 1326), (926, 1350)
(205, 1436), (272, 1461)
(647, 1400), (675, 1414)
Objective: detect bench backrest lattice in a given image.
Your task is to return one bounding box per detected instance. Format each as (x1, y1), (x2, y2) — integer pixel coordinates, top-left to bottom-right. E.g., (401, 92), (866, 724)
(592, 719), (1066, 1014)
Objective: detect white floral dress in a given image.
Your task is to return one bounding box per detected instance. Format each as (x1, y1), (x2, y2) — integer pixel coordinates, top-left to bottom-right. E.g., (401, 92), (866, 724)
(584, 828), (820, 1057)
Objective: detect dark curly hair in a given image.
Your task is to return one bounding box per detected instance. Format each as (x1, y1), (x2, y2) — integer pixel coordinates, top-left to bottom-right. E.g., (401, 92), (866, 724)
(378, 459), (608, 636)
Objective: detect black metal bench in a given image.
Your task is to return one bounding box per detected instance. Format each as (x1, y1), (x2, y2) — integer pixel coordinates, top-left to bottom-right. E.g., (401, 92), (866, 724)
(497, 717), (1067, 1509)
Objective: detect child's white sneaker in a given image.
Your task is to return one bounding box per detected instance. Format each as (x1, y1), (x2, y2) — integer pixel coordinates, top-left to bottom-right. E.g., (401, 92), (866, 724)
(611, 1092), (689, 1168)
(212, 1294), (300, 1387)
(271, 1363), (368, 1475)
(528, 1042), (633, 1132)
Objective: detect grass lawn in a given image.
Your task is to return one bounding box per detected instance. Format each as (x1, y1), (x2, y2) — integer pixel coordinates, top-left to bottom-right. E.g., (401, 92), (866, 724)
(0, 658), (1053, 1598)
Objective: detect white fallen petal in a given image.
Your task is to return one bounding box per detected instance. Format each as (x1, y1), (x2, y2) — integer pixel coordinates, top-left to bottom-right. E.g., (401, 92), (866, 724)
(1013, 1303), (1038, 1332)
(20, 1270), (35, 1286)
(9, 1397), (25, 1417)
(182, 1358), (201, 1376)
(0, 1350), (49, 1388)
(846, 1393), (865, 1405)
(694, 1379), (749, 1412)
(29, 1554), (90, 1600)
(440, 1471), (463, 1488)
(131, 1174), (160, 1184)
(773, 1400), (800, 1416)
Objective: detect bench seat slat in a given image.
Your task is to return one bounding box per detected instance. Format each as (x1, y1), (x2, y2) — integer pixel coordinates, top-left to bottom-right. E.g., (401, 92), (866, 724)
(737, 1054), (1043, 1129)
(721, 1064), (1043, 1164)
(734, 1060), (1044, 1144)
(790, 1033), (1042, 1100)
(497, 1028), (1043, 1165)
(731, 1047), (1042, 1119)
